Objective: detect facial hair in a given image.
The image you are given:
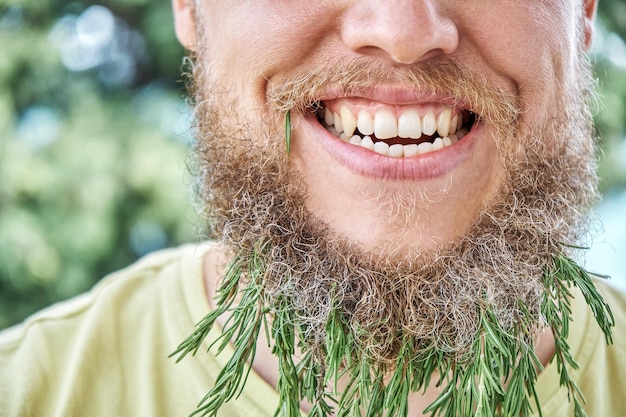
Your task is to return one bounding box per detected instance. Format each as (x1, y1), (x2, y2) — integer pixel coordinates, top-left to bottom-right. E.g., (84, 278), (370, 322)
(184, 44), (603, 414)
(190, 54), (597, 352)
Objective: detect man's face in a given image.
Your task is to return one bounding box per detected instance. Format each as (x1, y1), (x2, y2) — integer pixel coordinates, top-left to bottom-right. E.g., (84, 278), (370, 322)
(173, 1), (601, 413)
(175, 0), (596, 259)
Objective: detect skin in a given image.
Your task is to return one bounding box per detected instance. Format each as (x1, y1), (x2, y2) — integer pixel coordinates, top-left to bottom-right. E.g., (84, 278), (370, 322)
(172, 0), (598, 413)
(174, 0), (596, 255)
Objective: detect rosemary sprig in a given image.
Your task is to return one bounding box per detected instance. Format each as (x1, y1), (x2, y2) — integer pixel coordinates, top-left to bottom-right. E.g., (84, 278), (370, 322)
(298, 350), (334, 417)
(285, 110), (291, 155)
(423, 307), (540, 417)
(170, 250), (267, 417)
(540, 253), (615, 417)
(273, 296), (301, 417)
(173, 247), (614, 417)
(170, 254), (244, 361)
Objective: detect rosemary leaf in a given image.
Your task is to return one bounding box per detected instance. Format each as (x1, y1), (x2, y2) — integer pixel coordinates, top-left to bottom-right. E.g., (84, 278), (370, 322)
(169, 255), (243, 361)
(539, 251), (615, 417)
(285, 111), (291, 155)
(273, 298), (301, 417)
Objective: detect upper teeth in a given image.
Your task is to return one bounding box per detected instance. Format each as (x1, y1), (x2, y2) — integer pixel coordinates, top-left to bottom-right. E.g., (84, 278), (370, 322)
(320, 104), (467, 158)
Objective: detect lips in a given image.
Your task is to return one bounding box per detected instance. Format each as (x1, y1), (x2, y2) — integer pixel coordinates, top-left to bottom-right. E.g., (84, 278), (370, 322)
(296, 93), (483, 181)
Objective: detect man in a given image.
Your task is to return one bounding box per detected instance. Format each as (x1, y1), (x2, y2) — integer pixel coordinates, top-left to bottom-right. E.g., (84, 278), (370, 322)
(1, 0), (625, 416)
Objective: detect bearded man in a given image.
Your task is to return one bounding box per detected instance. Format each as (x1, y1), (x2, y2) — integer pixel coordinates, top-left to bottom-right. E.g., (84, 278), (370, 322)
(1, 1), (625, 416)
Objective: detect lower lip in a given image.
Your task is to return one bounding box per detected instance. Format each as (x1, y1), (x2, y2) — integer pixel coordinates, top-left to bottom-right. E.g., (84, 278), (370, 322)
(304, 114), (481, 181)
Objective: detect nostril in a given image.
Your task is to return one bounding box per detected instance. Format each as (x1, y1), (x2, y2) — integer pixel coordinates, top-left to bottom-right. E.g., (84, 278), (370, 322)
(340, 2), (459, 65)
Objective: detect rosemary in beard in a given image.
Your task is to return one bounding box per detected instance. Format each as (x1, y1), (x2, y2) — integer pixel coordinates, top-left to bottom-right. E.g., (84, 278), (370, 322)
(170, 244), (614, 417)
(285, 111), (292, 155)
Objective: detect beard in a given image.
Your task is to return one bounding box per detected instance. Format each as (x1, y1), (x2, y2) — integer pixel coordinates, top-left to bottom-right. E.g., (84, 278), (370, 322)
(185, 46), (601, 414)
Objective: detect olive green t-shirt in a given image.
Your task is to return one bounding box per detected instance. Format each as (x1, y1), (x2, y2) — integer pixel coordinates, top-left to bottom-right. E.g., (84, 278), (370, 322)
(1, 244), (625, 416)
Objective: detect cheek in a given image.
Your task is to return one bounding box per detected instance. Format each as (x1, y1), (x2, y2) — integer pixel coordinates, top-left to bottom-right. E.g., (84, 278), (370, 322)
(200, 3), (338, 105)
(464, 6), (577, 124)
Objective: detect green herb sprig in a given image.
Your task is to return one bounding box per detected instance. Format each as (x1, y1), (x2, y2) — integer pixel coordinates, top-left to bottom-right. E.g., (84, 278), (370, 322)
(170, 250), (268, 416)
(172, 248), (614, 417)
(540, 253), (615, 417)
(285, 111), (291, 155)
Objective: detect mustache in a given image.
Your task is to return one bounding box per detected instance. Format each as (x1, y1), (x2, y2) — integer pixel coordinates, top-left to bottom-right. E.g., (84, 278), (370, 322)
(266, 57), (520, 126)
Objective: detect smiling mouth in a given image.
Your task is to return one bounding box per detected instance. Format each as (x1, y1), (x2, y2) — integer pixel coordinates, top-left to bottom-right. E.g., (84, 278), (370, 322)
(314, 101), (477, 158)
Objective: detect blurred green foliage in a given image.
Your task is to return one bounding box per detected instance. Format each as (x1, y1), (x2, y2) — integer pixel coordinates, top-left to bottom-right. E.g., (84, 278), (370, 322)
(0, 0), (194, 328)
(1, 1), (625, 329)
(595, 0), (626, 191)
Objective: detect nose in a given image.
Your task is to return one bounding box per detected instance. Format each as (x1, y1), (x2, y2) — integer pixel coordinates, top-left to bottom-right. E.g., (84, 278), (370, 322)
(341, 0), (459, 65)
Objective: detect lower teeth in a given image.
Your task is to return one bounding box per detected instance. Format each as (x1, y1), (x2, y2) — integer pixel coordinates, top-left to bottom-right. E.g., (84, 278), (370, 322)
(330, 128), (468, 158)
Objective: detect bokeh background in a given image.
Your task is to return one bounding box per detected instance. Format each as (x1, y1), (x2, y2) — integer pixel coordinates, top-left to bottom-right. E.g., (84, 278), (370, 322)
(1, 1), (625, 329)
